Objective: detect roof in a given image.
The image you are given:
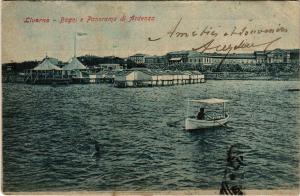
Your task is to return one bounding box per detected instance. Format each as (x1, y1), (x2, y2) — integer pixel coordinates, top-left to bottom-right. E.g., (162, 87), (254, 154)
(188, 52), (203, 58)
(114, 69), (204, 77)
(266, 48), (288, 55)
(254, 51), (267, 55)
(189, 98), (229, 104)
(63, 57), (87, 70)
(33, 58), (62, 70)
(129, 53), (146, 57)
(285, 49), (300, 53)
(208, 53), (255, 59)
(47, 57), (59, 65)
(169, 57), (182, 61)
(255, 48), (292, 55)
(115, 69), (155, 76)
(145, 55), (166, 59)
(167, 50), (189, 55)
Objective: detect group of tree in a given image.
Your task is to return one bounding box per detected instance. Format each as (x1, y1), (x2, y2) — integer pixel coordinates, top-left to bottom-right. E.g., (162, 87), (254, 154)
(146, 62), (300, 74)
(76, 55), (146, 69)
(2, 61), (39, 74)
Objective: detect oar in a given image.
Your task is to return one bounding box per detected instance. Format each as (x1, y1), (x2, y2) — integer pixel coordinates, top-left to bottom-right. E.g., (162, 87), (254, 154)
(205, 114), (230, 128)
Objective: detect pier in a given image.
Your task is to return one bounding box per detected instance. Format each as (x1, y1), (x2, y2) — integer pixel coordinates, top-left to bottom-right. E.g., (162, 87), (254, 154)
(23, 58), (71, 85)
(114, 69), (205, 88)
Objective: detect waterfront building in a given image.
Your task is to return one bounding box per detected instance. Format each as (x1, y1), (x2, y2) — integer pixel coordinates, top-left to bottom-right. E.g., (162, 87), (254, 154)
(186, 49), (297, 72)
(254, 51), (267, 65)
(288, 49), (300, 66)
(254, 48), (299, 66)
(114, 68), (154, 87)
(128, 53), (147, 64)
(145, 55), (167, 68)
(114, 68), (205, 88)
(24, 57), (70, 84)
(186, 48), (298, 68)
(202, 53), (256, 65)
(187, 52), (254, 67)
(205, 53), (222, 66)
(166, 50), (190, 64)
(187, 52), (214, 70)
(63, 57), (87, 71)
(225, 53), (256, 65)
(188, 51), (203, 65)
(33, 57), (62, 71)
(265, 49), (290, 64)
(63, 57), (88, 82)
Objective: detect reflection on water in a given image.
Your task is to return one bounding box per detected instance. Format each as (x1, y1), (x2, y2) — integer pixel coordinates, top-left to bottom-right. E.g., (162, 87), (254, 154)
(2, 80), (299, 191)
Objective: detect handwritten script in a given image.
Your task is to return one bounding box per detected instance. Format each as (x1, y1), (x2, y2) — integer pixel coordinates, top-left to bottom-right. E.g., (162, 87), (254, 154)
(148, 18), (288, 54)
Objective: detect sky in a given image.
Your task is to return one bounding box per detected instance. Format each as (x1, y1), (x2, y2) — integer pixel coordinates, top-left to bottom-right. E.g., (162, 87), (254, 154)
(2, 1), (299, 63)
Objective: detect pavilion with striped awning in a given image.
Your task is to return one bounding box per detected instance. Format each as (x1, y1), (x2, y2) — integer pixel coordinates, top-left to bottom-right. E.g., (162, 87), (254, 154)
(24, 56), (71, 84)
(33, 57), (62, 71)
(63, 57), (87, 71)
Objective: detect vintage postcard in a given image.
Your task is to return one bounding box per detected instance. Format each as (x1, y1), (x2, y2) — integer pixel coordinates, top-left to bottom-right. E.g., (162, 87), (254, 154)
(1, 1), (299, 195)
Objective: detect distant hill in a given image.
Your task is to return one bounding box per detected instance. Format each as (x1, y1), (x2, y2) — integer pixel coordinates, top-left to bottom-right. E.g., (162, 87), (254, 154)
(77, 55), (144, 69)
(77, 55), (125, 66)
(2, 61), (39, 74)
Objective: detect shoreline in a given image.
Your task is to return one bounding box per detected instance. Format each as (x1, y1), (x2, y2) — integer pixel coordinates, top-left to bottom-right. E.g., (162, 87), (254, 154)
(203, 72), (300, 81)
(4, 189), (299, 195)
(206, 78), (300, 81)
(2, 71), (300, 84)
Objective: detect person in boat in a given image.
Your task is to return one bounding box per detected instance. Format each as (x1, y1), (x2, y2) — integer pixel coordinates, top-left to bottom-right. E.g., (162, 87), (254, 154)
(197, 107), (205, 120)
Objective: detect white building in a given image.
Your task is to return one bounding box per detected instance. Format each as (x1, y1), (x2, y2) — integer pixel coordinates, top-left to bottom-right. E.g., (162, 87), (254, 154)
(128, 53), (147, 64)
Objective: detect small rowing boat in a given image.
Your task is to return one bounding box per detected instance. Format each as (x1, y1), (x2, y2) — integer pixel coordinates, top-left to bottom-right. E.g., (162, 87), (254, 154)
(185, 98), (230, 130)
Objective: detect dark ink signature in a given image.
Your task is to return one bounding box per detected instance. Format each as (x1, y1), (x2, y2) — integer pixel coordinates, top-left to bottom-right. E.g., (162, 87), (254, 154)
(148, 17), (286, 54)
(192, 37), (282, 53)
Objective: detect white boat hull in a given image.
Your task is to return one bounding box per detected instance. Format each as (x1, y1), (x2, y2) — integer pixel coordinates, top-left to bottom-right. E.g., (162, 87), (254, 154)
(185, 115), (230, 130)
